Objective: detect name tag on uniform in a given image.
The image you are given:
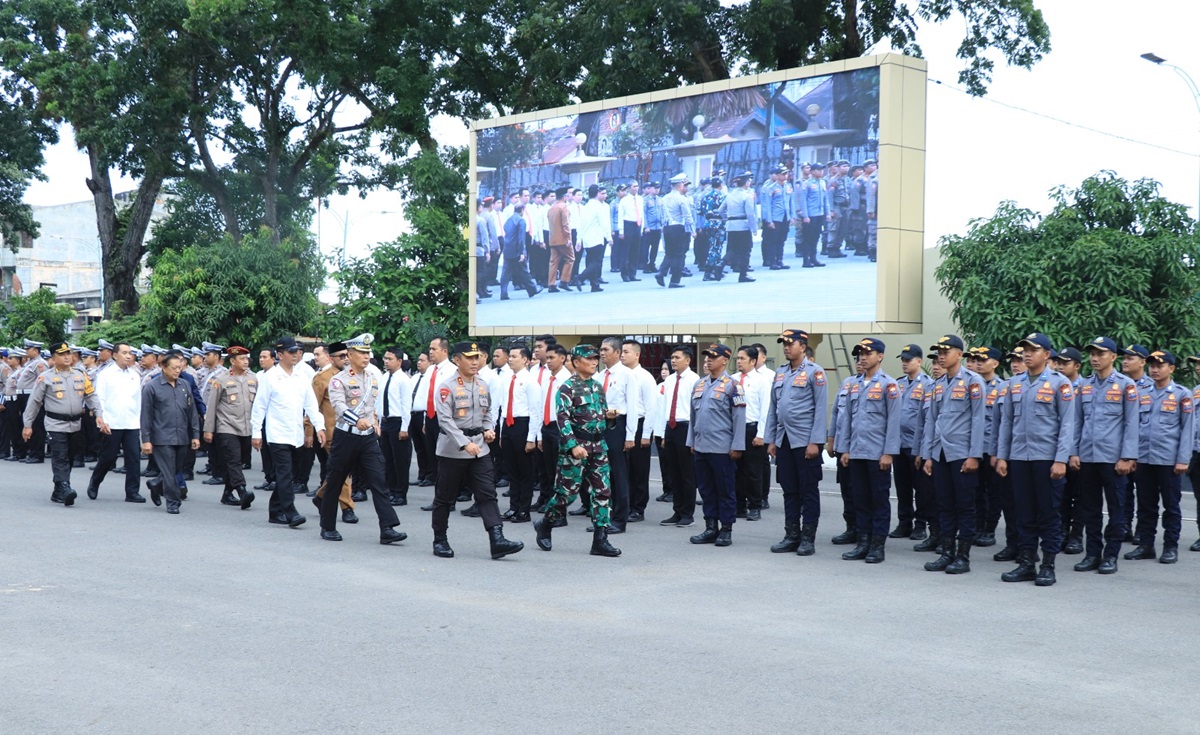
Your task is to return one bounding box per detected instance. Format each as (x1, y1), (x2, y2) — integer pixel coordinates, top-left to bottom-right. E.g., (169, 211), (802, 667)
(1163, 397), (1178, 412)
(1035, 381), (1054, 403)
(911, 385), (924, 401)
(950, 387), (966, 400)
(792, 372), (808, 387)
(867, 384), (883, 400)
(1140, 395), (1152, 407)
(1104, 386), (1122, 402)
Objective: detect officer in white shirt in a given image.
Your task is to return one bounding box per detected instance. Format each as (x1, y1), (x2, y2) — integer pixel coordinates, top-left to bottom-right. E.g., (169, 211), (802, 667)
(535, 345), (572, 512)
(87, 341), (146, 502)
(251, 336), (327, 527)
(736, 345), (771, 520)
(499, 345), (541, 521)
(753, 342), (776, 508)
(418, 337), (455, 503)
(656, 345), (700, 527)
(408, 351), (433, 486)
(620, 339), (656, 521)
(597, 337), (637, 532)
(377, 346), (413, 505)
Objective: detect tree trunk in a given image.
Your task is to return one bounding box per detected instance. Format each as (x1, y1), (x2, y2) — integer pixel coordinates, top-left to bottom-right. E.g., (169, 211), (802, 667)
(86, 146), (163, 318)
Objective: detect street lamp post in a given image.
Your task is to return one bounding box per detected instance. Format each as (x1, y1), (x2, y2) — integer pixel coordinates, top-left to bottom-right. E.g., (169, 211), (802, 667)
(1142, 52), (1200, 217)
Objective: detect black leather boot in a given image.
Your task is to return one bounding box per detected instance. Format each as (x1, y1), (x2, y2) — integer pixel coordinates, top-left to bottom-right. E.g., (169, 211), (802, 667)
(690, 518), (719, 544)
(715, 523), (732, 547)
(488, 524), (524, 559)
(1034, 552), (1057, 586)
(945, 539), (972, 574)
(771, 523), (801, 553)
(842, 533), (870, 560)
(61, 484), (77, 507)
(1160, 544), (1179, 564)
(925, 537), (956, 571)
(86, 479), (99, 500)
(864, 536), (885, 563)
(1001, 550), (1038, 583)
(795, 523), (817, 556)
(913, 523), (940, 552)
(993, 545), (1018, 562)
(237, 486), (255, 510)
(831, 524), (858, 545)
(534, 517), (554, 551)
(887, 521), (913, 539)
(50, 483), (64, 504)
(590, 527), (621, 557)
(1124, 544), (1157, 561)
(220, 488), (240, 506)
(910, 521), (928, 541)
(432, 536), (454, 558)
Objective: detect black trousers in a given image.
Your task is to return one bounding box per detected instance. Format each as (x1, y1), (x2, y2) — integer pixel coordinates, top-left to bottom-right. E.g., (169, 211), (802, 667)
(736, 423), (765, 511)
(431, 456), (503, 536)
(424, 415), (441, 483)
(410, 411), (430, 480)
(1135, 464), (1183, 547)
(605, 416), (629, 526)
(29, 404), (46, 460)
(259, 421), (275, 481)
(579, 244), (605, 286)
(835, 453), (855, 527)
(762, 220), (788, 266)
(726, 230), (752, 275)
(214, 433), (250, 490)
(933, 454), (978, 541)
(529, 242), (550, 287)
(501, 417), (534, 514)
(657, 225), (690, 285)
(320, 430), (401, 532)
(643, 229), (661, 269)
(266, 442), (303, 519)
(0, 401), (10, 456)
(849, 458), (891, 536)
(1061, 466), (1083, 539)
(90, 428), (142, 497)
(82, 412), (100, 458)
(621, 221), (642, 280)
(1079, 462), (1126, 559)
(500, 256), (538, 296)
(295, 443), (317, 487)
(893, 448), (919, 525)
(976, 455), (998, 533)
(8, 395), (28, 458)
(628, 418), (651, 513)
(379, 416), (412, 495)
(149, 444), (187, 507)
(1010, 459), (1064, 554)
(539, 425), (561, 503)
(801, 215), (825, 261)
(46, 430), (76, 488)
(660, 422), (695, 518)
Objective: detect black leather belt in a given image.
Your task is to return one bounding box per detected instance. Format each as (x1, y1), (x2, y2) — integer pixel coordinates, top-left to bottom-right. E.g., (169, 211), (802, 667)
(46, 411), (84, 422)
(727, 215), (747, 220)
(462, 427), (484, 437)
(575, 430), (604, 442)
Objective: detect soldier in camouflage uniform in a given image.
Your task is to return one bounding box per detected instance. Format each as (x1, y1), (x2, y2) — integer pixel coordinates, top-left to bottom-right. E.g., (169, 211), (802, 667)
(700, 177), (727, 281)
(534, 344), (621, 557)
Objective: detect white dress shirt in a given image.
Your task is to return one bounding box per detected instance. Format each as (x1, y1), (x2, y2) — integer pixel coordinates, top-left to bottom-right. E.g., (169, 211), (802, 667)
(478, 364), (502, 427)
(94, 364), (143, 430)
(579, 199), (612, 248)
(597, 363), (637, 442)
(251, 363), (325, 446)
(376, 367), (413, 431)
(738, 370), (771, 441)
(410, 368), (431, 414)
(653, 368), (699, 436)
(415, 360), (455, 418)
(618, 193), (644, 224)
(536, 367), (572, 441)
(627, 364), (658, 436)
(499, 368), (541, 443)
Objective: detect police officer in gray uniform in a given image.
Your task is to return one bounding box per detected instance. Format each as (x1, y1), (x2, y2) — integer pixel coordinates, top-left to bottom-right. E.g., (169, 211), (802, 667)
(19, 339), (49, 463)
(141, 352), (201, 514)
(996, 332), (1076, 587)
(840, 338), (901, 563)
(890, 344), (932, 540)
(430, 341), (523, 560)
(921, 335), (986, 574)
(1072, 337), (1138, 574)
(317, 333), (408, 545)
(687, 343), (747, 547)
(827, 371), (859, 544)
(655, 173), (696, 289)
(1125, 350), (1193, 565)
(716, 171), (758, 283)
(23, 341), (103, 505)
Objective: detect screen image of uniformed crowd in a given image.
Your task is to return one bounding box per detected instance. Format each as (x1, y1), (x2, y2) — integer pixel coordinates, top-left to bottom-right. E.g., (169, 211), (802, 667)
(473, 68), (882, 328)
(3, 328), (1196, 578)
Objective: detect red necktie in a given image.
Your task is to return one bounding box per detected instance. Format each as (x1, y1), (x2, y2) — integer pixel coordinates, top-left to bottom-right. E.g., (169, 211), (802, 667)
(538, 365), (545, 385)
(425, 366), (438, 419)
(506, 374), (516, 427)
(543, 376), (556, 425)
(740, 373), (746, 386)
(667, 377), (680, 429)
(602, 369), (610, 393)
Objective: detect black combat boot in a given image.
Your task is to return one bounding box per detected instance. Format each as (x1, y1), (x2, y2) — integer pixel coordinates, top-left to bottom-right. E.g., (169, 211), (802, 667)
(534, 516), (554, 551)
(887, 521), (913, 539)
(913, 523), (941, 552)
(924, 537), (956, 571)
(61, 485), (77, 507)
(796, 523), (817, 556)
(590, 527), (621, 557)
(432, 536), (454, 558)
(488, 525), (524, 559)
(237, 486), (255, 510)
(910, 521), (928, 541)
(1073, 555), (1100, 572)
(842, 533), (870, 560)
(1160, 544), (1179, 564)
(220, 488), (241, 506)
(864, 536), (886, 564)
(86, 479), (99, 500)
(831, 524), (858, 545)
(1034, 552), (1056, 586)
(50, 483), (64, 504)
(993, 545), (1018, 562)
(1001, 550), (1038, 583)
(1124, 544), (1157, 561)
(1063, 534), (1084, 555)
(771, 523), (801, 553)
(690, 518), (719, 544)
(945, 539), (972, 574)
(715, 523), (732, 547)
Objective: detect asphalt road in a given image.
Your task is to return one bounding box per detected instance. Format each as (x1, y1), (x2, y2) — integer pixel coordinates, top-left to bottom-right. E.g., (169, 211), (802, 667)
(2, 455), (1198, 734)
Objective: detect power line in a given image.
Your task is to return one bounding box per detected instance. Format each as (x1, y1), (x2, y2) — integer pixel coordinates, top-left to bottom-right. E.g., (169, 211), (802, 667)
(928, 77), (1200, 159)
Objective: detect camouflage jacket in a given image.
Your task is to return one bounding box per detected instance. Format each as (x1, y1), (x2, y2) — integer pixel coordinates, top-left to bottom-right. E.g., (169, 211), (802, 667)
(555, 375), (613, 451)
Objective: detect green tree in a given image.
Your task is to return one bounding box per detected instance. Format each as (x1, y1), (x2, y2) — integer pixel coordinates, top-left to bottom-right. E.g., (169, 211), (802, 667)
(0, 288), (76, 344)
(142, 229), (324, 348)
(0, 80), (55, 243)
(936, 172), (1200, 361)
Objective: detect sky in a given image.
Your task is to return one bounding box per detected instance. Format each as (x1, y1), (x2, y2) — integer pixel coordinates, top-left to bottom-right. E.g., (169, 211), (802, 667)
(22, 0), (1200, 269)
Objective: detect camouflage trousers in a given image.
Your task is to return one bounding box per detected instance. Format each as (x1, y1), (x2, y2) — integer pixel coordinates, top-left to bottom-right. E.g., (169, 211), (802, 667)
(544, 440), (612, 527)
